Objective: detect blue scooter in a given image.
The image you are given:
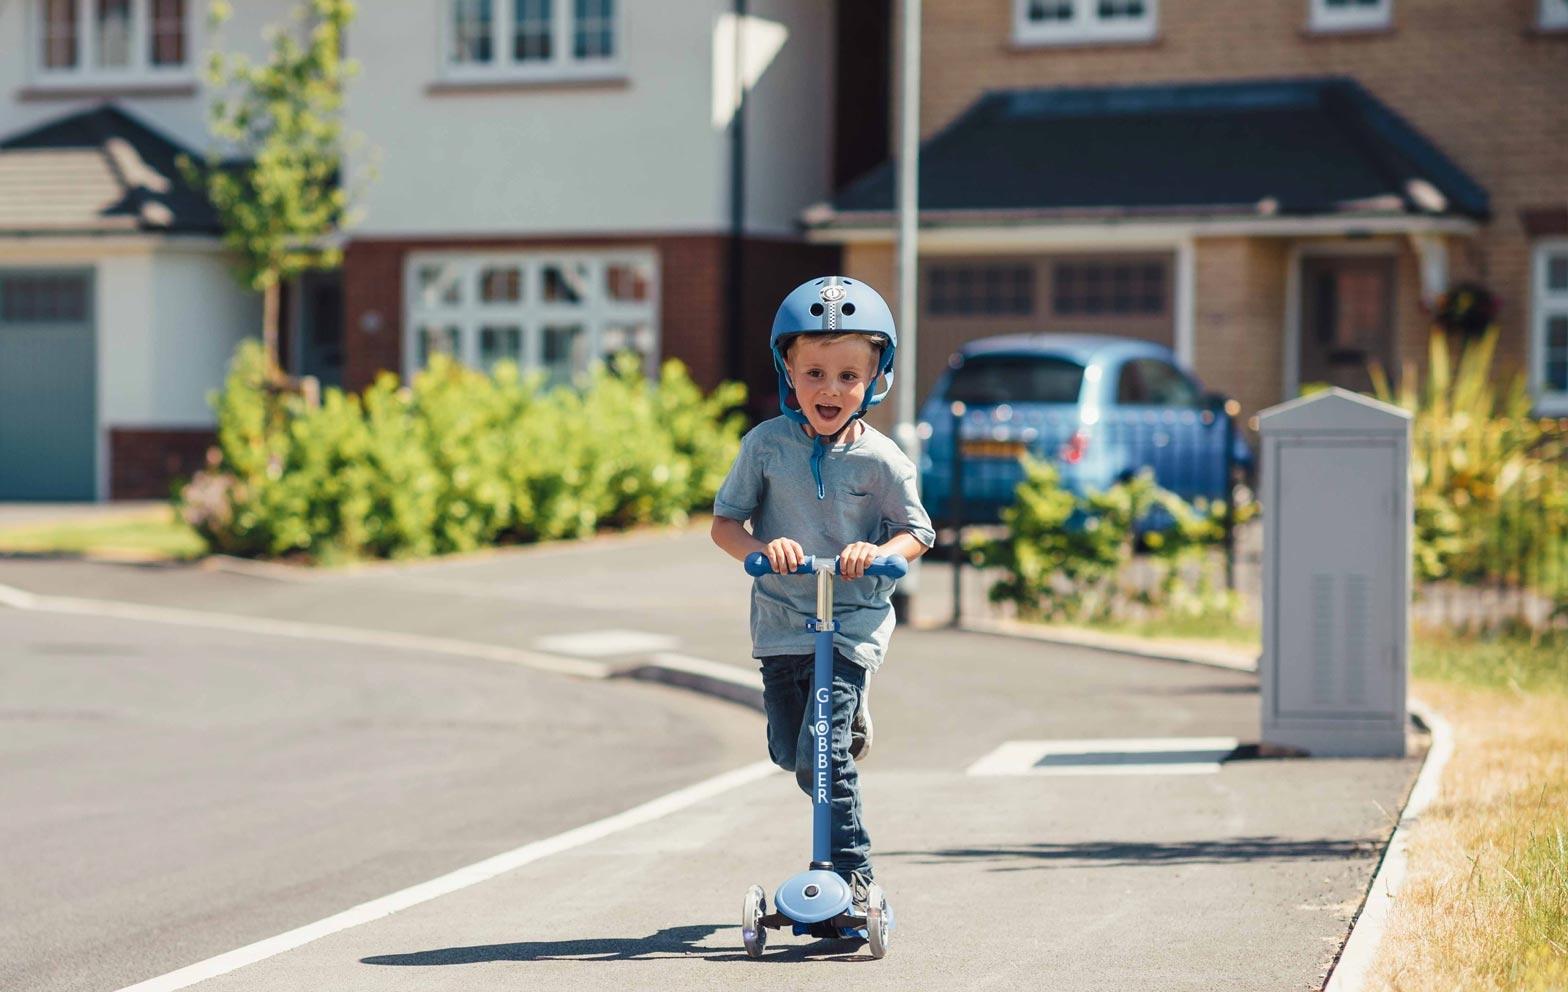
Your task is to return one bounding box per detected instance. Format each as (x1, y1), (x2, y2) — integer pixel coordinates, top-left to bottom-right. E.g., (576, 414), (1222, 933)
(739, 550), (907, 960)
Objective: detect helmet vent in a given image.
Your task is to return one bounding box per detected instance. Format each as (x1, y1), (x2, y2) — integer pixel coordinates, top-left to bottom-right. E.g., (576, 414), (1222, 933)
(842, 303), (856, 316)
(810, 303), (824, 316)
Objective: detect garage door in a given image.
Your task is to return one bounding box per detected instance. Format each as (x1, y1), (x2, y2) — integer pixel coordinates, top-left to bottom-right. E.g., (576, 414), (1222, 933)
(0, 272), (96, 500)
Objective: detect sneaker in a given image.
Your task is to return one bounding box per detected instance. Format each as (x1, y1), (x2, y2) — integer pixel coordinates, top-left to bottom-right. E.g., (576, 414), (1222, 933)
(845, 868), (874, 917)
(850, 678), (873, 761)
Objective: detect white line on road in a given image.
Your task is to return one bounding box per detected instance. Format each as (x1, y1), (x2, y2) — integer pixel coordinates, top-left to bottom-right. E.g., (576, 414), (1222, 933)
(0, 583), (609, 678)
(111, 759), (779, 992)
(967, 737), (1241, 776)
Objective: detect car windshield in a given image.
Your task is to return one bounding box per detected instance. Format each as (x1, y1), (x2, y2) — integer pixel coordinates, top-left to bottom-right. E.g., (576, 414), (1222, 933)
(945, 355), (1085, 406)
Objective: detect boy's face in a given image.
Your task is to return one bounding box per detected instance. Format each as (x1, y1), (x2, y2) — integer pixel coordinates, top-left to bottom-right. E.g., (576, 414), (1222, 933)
(784, 335), (880, 437)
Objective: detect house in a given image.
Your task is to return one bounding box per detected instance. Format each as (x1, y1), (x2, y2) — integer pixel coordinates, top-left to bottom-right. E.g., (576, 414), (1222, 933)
(4, 0), (1563, 501)
(0, 0), (858, 499)
(825, 0), (1568, 437)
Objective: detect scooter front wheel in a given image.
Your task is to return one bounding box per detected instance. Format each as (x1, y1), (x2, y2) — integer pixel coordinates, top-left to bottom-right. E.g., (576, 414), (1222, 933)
(865, 883), (890, 959)
(742, 884), (768, 959)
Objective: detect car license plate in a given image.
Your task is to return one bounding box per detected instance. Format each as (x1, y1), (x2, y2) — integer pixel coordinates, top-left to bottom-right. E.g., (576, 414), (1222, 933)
(960, 440), (1028, 460)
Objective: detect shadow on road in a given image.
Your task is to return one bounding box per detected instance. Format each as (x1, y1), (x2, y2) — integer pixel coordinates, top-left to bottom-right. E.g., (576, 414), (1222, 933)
(360, 924), (873, 965)
(880, 835), (1377, 872)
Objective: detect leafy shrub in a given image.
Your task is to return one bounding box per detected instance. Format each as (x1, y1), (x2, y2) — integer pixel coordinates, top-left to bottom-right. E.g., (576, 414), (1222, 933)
(178, 341), (746, 562)
(969, 457), (1246, 623)
(1372, 328), (1568, 592)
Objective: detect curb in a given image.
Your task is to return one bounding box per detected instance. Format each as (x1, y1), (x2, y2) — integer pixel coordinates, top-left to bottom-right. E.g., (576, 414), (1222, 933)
(956, 616), (1260, 672)
(616, 652), (765, 712)
(1320, 697), (1453, 992)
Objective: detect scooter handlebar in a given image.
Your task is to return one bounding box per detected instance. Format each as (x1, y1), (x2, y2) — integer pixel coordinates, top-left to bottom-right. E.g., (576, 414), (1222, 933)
(743, 551), (909, 580)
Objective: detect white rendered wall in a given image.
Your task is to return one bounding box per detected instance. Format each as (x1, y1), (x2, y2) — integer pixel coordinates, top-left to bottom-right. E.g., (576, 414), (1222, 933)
(0, 1), (291, 152)
(739, 0), (835, 236)
(142, 246), (260, 424)
(345, 0), (836, 237)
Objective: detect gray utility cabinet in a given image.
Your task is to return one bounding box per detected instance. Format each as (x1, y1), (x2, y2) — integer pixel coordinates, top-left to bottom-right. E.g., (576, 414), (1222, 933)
(1259, 388), (1411, 758)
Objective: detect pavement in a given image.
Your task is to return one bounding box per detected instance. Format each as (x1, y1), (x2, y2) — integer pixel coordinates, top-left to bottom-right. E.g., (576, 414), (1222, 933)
(0, 514), (1426, 992)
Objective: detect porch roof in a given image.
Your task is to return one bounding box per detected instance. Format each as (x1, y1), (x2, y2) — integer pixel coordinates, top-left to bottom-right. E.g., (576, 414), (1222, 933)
(0, 104), (226, 236)
(816, 77), (1489, 233)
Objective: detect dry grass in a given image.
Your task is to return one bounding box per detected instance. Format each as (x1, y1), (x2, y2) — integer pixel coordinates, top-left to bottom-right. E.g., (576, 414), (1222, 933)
(1367, 636), (1568, 992)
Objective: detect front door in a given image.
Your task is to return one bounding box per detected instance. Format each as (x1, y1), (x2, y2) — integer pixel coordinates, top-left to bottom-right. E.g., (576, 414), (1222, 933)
(0, 271), (96, 500)
(294, 270), (343, 388)
(1299, 255), (1397, 394)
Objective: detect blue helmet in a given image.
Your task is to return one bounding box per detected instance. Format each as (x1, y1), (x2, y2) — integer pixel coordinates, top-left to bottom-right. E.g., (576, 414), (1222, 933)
(769, 276), (898, 425)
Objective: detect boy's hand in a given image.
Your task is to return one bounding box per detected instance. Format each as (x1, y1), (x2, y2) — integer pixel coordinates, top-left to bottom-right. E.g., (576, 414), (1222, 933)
(764, 537), (806, 574)
(838, 541), (880, 579)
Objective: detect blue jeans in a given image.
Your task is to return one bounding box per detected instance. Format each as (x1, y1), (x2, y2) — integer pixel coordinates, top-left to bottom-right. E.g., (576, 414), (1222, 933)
(759, 650), (871, 878)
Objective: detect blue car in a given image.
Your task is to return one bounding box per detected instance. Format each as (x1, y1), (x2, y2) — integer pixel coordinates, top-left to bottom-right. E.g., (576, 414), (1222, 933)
(917, 334), (1253, 524)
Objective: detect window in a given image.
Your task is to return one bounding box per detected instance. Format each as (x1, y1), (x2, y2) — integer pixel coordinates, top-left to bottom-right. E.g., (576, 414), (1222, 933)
(928, 265), (1033, 316)
(1014, 0), (1157, 46)
(1309, 0), (1392, 33)
(1533, 242), (1568, 414)
(1116, 359), (1199, 407)
(0, 273), (90, 322)
(1541, 0), (1568, 30)
(445, 0), (620, 81)
(947, 356), (1086, 406)
(1053, 260), (1167, 316)
(405, 251), (658, 387)
(33, 0), (191, 83)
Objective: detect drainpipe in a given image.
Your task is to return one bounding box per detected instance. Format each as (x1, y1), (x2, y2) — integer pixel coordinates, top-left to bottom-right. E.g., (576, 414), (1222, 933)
(725, 0), (748, 386)
(891, 0), (922, 619)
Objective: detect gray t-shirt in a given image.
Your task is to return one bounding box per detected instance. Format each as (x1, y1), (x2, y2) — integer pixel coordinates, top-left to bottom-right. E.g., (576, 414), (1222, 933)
(714, 416), (935, 671)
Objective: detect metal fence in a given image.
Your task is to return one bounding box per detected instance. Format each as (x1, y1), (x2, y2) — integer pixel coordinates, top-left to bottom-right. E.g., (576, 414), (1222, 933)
(933, 400), (1247, 626)
(935, 408), (1568, 636)
(1408, 417), (1568, 634)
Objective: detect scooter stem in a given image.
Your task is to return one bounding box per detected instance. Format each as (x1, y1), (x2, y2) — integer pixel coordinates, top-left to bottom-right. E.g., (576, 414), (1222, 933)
(808, 562), (837, 870)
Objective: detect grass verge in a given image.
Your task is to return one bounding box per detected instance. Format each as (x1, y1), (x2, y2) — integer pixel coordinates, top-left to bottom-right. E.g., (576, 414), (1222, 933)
(1368, 633), (1568, 992)
(0, 507), (207, 561)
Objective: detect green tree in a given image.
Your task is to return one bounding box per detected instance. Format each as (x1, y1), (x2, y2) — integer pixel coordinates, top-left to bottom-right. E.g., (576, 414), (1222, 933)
(182, 0), (366, 374)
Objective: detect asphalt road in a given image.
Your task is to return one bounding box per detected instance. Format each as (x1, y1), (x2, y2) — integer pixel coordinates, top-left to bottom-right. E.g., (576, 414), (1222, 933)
(0, 531), (1423, 991)
(0, 606), (760, 992)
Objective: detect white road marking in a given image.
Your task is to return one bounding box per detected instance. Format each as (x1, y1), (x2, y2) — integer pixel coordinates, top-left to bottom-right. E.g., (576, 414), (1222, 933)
(110, 760), (779, 992)
(533, 629), (680, 657)
(967, 737), (1241, 776)
(0, 583), (609, 679)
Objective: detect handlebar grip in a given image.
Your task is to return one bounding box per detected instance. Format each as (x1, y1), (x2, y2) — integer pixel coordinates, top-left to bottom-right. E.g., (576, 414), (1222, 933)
(743, 551), (909, 579)
(743, 551), (784, 576)
(864, 554), (909, 579)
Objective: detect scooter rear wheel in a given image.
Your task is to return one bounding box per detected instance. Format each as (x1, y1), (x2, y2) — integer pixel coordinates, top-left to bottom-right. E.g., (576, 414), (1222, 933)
(742, 884), (768, 959)
(865, 883), (889, 959)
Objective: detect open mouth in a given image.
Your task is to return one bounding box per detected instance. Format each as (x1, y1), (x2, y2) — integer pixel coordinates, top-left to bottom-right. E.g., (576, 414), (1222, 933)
(814, 404), (844, 422)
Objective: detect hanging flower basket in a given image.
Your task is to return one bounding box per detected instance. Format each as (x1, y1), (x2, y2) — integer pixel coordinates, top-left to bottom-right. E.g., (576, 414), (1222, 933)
(1432, 282), (1500, 338)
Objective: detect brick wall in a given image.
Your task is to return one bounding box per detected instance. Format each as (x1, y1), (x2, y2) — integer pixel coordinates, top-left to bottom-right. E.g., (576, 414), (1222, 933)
(110, 428), (215, 500)
(1194, 237), (1289, 425)
(917, 0), (1568, 395)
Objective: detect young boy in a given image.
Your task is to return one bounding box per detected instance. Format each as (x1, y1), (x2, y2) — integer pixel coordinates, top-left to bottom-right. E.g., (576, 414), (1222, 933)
(711, 276), (933, 919)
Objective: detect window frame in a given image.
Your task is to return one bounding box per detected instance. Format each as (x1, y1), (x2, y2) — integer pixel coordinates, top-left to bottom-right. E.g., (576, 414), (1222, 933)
(1308, 0), (1393, 34)
(402, 250), (660, 384)
(1013, 0), (1158, 47)
(1051, 258), (1170, 318)
(926, 263), (1035, 317)
(1531, 240), (1568, 415)
(440, 0), (625, 85)
(29, 0), (196, 88)
(1540, 0), (1568, 31)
